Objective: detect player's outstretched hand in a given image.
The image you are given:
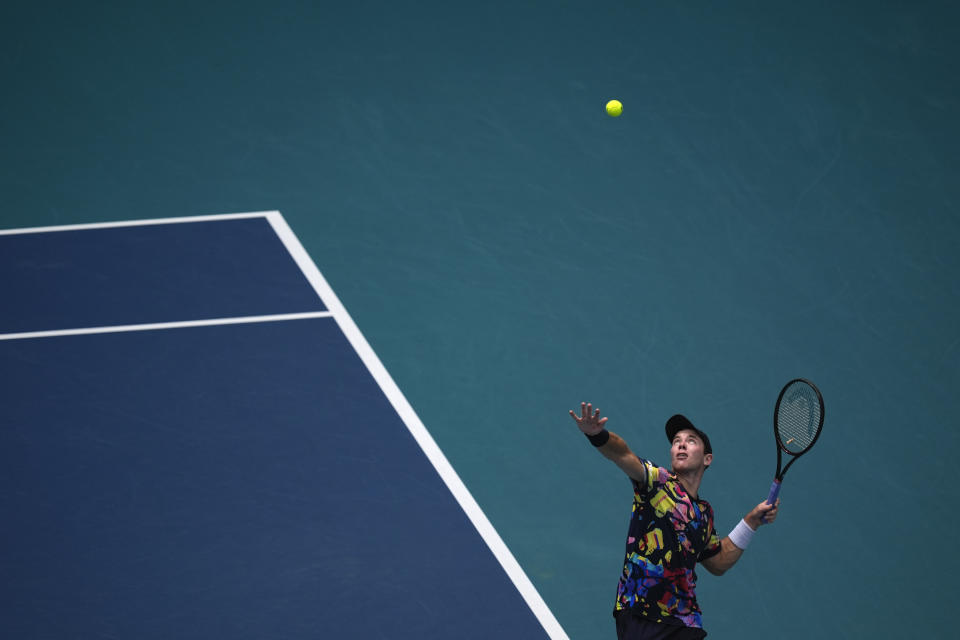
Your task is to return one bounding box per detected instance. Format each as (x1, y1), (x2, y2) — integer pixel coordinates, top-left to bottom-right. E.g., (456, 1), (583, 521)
(569, 402), (608, 436)
(746, 499), (780, 528)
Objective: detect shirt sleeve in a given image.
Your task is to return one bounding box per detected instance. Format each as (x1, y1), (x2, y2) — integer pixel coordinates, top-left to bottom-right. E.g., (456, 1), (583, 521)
(698, 501), (723, 561)
(630, 457), (657, 498)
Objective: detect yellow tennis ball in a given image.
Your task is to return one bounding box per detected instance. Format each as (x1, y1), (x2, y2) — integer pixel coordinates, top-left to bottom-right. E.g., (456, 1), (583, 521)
(606, 99), (623, 117)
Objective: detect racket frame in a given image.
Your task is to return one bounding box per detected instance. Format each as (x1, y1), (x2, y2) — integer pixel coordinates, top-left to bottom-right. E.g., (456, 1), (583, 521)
(766, 378), (825, 507)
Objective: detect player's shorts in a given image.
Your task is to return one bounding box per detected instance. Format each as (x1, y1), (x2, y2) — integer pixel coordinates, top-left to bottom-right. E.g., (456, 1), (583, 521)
(615, 610), (708, 640)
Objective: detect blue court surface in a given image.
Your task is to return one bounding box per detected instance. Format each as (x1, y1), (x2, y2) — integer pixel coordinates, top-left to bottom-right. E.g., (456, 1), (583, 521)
(0, 212), (566, 639)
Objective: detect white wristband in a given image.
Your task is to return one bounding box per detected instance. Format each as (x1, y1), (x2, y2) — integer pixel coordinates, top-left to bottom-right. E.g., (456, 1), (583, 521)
(728, 518), (756, 550)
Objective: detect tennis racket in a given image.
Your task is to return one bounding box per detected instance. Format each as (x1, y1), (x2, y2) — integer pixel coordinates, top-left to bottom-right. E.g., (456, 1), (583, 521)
(765, 378), (825, 513)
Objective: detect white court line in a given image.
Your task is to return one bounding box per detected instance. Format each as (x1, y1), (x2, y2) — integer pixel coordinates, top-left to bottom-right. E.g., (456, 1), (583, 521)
(265, 211), (570, 640)
(0, 312), (333, 341)
(0, 211), (274, 236)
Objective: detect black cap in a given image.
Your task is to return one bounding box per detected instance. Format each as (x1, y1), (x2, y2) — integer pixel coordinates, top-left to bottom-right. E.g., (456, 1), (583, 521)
(665, 414), (712, 455)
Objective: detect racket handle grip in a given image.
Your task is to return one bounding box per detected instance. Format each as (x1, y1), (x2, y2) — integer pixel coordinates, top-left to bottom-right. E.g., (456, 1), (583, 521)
(766, 479), (781, 505)
(762, 479), (781, 524)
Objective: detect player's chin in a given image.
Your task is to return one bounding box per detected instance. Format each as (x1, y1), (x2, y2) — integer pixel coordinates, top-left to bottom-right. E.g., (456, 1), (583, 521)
(673, 458), (703, 473)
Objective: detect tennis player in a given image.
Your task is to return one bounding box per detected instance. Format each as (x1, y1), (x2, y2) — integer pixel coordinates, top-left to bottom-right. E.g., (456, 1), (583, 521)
(570, 402), (778, 640)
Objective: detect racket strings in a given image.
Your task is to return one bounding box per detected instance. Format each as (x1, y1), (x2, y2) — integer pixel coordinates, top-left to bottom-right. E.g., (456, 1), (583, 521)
(776, 382), (822, 454)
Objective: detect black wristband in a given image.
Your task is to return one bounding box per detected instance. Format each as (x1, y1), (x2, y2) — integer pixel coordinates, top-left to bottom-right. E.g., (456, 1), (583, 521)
(586, 429), (610, 447)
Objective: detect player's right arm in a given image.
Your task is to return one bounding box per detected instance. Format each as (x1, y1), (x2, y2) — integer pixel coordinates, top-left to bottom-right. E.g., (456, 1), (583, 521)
(570, 402), (647, 482)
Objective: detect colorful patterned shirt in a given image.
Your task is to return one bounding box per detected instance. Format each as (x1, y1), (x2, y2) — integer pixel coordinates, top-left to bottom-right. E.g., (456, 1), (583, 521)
(614, 457), (722, 628)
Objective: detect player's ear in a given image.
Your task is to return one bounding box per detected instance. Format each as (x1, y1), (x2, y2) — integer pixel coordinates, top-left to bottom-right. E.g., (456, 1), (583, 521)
(703, 453), (713, 469)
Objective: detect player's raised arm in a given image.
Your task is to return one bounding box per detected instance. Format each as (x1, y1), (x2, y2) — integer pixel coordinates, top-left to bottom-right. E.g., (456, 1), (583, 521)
(569, 402), (646, 482)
